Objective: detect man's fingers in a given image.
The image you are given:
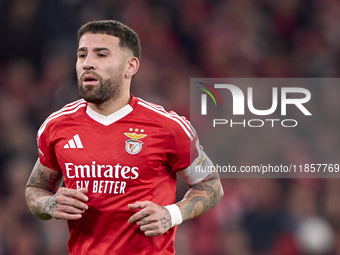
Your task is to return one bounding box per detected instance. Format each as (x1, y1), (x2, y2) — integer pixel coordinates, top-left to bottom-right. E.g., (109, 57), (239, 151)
(139, 222), (158, 232)
(55, 196), (88, 210)
(54, 211), (83, 220)
(60, 205), (86, 214)
(127, 203), (140, 210)
(144, 230), (162, 237)
(77, 188), (89, 196)
(136, 215), (158, 226)
(143, 223), (164, 237)
(51, 201), (88, 220)
(43, 187), (90, 220)
(127, 201), (172, 236)
(128, 201), (150, 210)
(77, 188), (88, 194)
(51, 200), (88, 220)
(127, 201), (152, 223)
(57, 188), (89, 210)
(65, 214), (83, 220)
(128, 208), (150, 224)
(60, 188), (89, 202)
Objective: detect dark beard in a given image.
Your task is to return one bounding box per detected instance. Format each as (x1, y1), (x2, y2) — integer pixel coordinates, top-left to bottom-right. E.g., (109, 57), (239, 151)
(78, 74), (123, 105)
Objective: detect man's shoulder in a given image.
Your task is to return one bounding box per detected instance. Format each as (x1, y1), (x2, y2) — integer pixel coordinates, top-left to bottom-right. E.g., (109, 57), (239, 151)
(134, 97), (194, 140)
(135, 97), (185, 123)
(37, 99), (87, 137)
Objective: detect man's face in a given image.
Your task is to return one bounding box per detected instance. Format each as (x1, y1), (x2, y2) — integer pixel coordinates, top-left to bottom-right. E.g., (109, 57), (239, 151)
(76, 33), (128, 105)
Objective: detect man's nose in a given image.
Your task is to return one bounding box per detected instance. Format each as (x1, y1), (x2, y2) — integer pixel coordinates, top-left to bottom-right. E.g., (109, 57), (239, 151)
(83, 54), (95, 70)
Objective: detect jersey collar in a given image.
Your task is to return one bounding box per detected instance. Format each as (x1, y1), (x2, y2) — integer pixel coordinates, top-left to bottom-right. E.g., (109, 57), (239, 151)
(85, 96), (136, 126)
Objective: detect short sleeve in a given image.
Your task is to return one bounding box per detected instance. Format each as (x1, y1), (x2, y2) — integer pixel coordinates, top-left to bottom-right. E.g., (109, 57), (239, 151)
(37, 121), (62, 171)
(165, 113), (199, 172)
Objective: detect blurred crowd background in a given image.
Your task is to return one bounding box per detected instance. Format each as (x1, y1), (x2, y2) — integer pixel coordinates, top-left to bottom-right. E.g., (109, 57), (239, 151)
(1, 0), (340, 254)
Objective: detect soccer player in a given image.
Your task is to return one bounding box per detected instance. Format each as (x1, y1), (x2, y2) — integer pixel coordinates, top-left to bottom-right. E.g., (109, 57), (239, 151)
(25, 20), (223, 255)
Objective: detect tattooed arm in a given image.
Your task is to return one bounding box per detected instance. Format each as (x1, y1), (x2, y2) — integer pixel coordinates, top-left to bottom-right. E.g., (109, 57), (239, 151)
(176, 170), (223, 221)
(25, 159), (89, 220)
(127, 170), (223, 236)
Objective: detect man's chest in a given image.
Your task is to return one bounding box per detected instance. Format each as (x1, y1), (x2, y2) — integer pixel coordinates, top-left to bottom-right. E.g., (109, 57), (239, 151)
(53, 122), (170, 194)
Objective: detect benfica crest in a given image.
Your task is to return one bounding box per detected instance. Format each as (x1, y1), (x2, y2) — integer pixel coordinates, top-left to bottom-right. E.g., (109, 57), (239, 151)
(124, 130), (147, 155)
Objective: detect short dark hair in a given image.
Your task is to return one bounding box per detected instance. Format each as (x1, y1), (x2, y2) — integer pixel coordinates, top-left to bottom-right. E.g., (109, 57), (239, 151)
(78, 20), (141, 60)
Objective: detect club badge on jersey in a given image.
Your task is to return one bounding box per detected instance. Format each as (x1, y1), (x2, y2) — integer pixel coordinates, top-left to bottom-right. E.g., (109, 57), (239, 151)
(124, 128), (147, 155)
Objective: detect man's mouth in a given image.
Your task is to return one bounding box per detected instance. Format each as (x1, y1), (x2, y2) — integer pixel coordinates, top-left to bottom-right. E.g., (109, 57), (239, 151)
(83, 74), (98, 85)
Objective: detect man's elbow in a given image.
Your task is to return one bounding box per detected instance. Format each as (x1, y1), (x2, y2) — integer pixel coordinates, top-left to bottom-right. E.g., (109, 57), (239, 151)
(216, 180), (224, 204)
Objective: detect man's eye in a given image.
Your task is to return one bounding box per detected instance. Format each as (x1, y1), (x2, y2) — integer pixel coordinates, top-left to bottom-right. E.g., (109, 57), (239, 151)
(98, 54), (106, 57)
(78, 54), (86, 58)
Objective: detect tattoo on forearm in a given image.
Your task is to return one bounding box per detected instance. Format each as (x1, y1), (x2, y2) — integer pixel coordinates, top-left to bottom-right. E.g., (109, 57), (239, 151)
(181, 180), (221, 220)
(183, 196), (209, 219)
(25, 160), (63, 219)
(25, 186), (54, 219)
(191, 182), (218, 206)
(43, 194), (58, 217)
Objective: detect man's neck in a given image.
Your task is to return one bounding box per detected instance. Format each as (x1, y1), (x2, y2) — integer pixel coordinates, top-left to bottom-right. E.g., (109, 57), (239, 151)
(87, 91), (131, 116)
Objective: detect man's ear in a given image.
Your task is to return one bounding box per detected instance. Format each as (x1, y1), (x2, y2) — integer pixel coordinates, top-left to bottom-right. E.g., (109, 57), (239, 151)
(125, 57), (139, 78)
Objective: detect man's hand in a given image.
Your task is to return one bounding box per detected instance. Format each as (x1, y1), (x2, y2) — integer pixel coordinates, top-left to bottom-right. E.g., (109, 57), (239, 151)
(42, 188), (89, 220)
(128, 201), (171, 236)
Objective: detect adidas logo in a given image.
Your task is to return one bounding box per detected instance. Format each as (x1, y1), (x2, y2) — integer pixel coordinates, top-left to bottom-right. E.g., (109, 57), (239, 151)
(64, 134), (84, 149)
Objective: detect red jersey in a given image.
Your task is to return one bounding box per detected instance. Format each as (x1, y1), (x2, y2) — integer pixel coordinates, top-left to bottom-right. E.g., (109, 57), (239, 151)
(37, 95), (199, 255)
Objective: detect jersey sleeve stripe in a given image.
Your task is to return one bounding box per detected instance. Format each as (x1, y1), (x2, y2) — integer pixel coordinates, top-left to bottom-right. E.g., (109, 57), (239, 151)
(169, 113), (196, 139)
(138, 99), (192, 131)
(45, 99), (85, 122)
(138, 99), (195, 139)
(38, 99), (85, 131)
(169, 112), (196, 138)
(168, 112), (191, 131)
(140, 101), (194, 137)
(137, 101), (193, 141)
(37, 103), (87, 138)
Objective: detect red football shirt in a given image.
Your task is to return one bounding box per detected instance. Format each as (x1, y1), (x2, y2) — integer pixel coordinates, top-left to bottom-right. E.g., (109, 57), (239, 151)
(37, 95), (199, 255)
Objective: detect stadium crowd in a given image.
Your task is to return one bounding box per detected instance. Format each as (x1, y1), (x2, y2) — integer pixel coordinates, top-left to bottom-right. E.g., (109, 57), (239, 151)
(1, 0), (340, 254)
